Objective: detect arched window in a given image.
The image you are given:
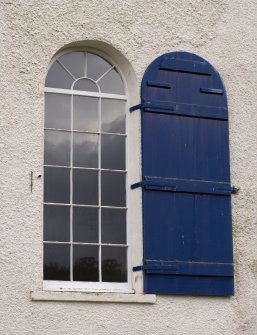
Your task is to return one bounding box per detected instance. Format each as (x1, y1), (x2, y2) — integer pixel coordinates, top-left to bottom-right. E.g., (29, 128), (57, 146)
(43, 51), (128, 291)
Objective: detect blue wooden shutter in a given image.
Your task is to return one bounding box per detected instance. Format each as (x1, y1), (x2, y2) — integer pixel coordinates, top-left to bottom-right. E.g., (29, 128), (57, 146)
(132, 51), (234, 296)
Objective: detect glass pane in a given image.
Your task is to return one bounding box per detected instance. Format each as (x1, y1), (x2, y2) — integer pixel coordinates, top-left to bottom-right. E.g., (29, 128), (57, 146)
(73, 206), (98, 243)
(73, 169), (98, 205)
(87, 53), (112, 81)
(101, 134), (125, 170)
(101, 208), (126, 244)
(98, 68), (125, 95)
(73, 79), (98, 92)
(44, 243), (70, 281)
(102, 246), (127, 282)
(101, 99), (126, 134)
(44, 205), (70, 242)
(44, 167), (70, 204)
(73, 133), (98, 168)
(73, 245), (99, 281)
(44, 130), (70, 166)
(45, 93), (71, 129)
(101, 171), (126, 207)
(45, 61), (74, 89)
(73, 96), (99, 132)
(58, 52), (85, 79)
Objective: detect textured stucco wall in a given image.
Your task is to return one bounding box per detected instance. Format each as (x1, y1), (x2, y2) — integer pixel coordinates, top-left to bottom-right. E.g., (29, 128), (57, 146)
(1, 0), (257, 334)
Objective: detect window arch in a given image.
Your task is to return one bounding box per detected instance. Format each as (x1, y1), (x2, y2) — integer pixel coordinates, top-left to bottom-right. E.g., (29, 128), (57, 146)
(43, 50), (129, 291)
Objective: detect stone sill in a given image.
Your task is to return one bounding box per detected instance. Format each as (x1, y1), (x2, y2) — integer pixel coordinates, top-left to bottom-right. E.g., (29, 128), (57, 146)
(31, 291), (156, 304)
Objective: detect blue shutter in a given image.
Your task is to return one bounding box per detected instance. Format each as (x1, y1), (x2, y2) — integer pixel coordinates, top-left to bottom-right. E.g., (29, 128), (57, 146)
(132, 51), (234, 296)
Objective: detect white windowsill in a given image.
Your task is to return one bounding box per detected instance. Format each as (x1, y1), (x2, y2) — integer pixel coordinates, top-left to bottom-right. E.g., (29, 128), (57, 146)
(31, 290), (156, 304)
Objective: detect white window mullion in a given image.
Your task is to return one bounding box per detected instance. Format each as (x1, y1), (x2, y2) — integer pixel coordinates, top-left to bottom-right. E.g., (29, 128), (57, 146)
(45, 87), (127, 101)
(84, 52), (87, 78)
(70, 94), (74, 282)
(95, 65), (114, 83)
(98, 96), (102, 283)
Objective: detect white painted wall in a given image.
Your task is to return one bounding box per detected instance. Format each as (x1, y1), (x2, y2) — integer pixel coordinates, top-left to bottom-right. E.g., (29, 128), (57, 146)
(1, 0), (257, 334)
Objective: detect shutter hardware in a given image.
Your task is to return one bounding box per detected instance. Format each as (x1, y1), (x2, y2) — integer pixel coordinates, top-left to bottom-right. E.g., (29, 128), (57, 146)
(133, 260), (233, 277)
(147, 80), (172, 89)
(131, 177), (238, 196)
(130, 101), (228, 120)
(130, 102), (175, 113)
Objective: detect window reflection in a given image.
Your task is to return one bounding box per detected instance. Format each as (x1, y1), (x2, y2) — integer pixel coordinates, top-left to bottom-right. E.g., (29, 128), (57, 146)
(101, 208), (126, 244)
(44, 130), (70, 166)
(101, 99), (126, 134)
(73, 96), (99, 132)
(73, 169), (98, 205)
(45, 93), (71, 130)
(98, 68), (125, 95)
(44, 205), (70, 242)
(44, 167), (70, 204)
(45, 61), (74, 89)
(101, 134), (125, 170)
(73, 245), (99, 281)
(73, 207), (98, 243)
(101, 171), (126, 207)
(58, 52), (85, 79)
(44, 243), (70, 281)
(87, 53), (112, 81)
(73, 133), (98, 168)
(102, 246), (127, 282)
(73, 79), (98, 92)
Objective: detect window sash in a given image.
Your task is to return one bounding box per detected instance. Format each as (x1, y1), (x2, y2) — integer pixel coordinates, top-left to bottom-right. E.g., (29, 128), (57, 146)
(44, 82), (129, 290)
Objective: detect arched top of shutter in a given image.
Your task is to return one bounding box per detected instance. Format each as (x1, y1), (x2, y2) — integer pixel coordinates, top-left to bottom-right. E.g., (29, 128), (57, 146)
(141, 51), (227, 120)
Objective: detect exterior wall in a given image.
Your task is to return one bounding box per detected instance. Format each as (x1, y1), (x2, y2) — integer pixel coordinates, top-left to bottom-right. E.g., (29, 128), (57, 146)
(1, 0), (257, 334)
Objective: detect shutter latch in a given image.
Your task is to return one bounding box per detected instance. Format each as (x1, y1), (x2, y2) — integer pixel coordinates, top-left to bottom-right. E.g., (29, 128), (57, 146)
(231, 186), (240, 194)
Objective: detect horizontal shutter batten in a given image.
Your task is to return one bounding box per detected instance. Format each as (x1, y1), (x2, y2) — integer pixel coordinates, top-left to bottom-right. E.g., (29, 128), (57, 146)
(143, 101), (227, 120)
(132, 177), (232, 196)
(130, 101), (228, 120)
(144, 261), (233, 277)
(160, 58), (212, 76)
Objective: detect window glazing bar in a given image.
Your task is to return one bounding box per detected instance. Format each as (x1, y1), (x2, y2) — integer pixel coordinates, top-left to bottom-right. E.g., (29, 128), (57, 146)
(45, 87), (127, 100)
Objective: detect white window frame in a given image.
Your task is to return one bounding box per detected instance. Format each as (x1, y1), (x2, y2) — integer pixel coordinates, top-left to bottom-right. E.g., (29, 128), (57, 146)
(43, 48), (137, 293)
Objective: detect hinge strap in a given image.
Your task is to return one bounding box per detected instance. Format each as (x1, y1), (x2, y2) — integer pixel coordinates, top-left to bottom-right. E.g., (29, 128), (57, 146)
(133, 261), (233, 277)
(131, 177), (234, 196)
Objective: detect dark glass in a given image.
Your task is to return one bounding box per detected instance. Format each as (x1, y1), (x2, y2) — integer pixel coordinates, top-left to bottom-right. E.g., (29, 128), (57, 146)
(101, 134), (125, 170)
(98, 68), (125, 95)
(101, 208), (126, 244)
(73, 133), (98, 168)
(101, 171), (126, 207)
(102, 246), (127, 282)
(45, 93), (70, 129)
(44, 205), (70, 242)
(44, 167), (70, 204)
(45, 61), (74, 89)
(73, 79), (98, 92)
(87, 53), (112, 81)
(101, 99), (126, 134)
(58, 52), (85, 79)
(73, 206), (98, 243)
(73, 245), (99, 281)
(73, 96), (99, 132)
(73, 169), (98, 205)
(44, 130), (70, 166)
(44, 243), (70, 281)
